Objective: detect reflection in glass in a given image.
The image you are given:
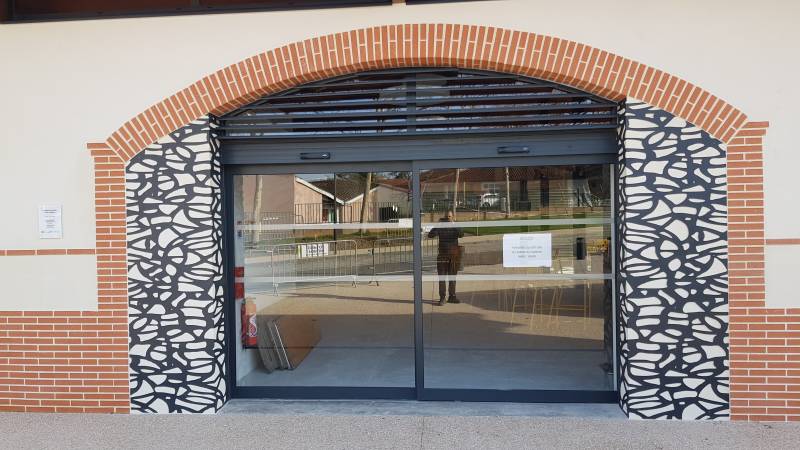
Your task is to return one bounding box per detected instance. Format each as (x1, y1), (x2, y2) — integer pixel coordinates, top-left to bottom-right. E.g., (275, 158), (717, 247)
(420, 164), (614, 391)
(233, 172), (415, 387)
(230, 163), (616, 394)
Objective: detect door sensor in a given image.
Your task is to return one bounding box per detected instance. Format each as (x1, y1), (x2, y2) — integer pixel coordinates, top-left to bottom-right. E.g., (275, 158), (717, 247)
(300, 152), (331, 160)
(496, 146), (530, 154)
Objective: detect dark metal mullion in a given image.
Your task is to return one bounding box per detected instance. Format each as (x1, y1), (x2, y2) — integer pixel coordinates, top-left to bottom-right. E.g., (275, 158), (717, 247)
(412, 163), (424, 397)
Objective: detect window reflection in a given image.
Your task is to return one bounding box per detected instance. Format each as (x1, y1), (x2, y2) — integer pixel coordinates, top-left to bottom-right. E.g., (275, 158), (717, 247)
(420, 164), (614, 391)
(233, 171), (415, 388)
(231, 163), (616, 393)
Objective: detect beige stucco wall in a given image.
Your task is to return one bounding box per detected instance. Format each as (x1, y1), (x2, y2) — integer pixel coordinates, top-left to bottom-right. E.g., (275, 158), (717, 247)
(0, 255), (98, 311)
(765, 246), (798, 308)
(0, 0), (798, 309)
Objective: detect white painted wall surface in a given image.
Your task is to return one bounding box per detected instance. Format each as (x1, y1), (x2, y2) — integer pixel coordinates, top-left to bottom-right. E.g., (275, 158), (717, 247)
(0, 0), (798, 308)
(766, 246), (799, 308)
(0, 255), (98, 311)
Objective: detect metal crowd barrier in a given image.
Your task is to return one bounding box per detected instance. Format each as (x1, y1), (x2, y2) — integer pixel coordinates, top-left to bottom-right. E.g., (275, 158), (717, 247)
(369, 237), (437, 285)
(265, 237), (443, 293)
(267, 239), (359, 294)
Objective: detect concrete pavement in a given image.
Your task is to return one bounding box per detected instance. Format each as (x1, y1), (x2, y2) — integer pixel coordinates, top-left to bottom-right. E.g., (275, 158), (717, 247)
(2, 401), (800, 450)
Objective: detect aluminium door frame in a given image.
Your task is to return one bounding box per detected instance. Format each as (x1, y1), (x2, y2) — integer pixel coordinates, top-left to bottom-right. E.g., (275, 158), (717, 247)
(223, 161), (416, 401)
(409, 157), (617, 403)
(222, 142), (619, 403)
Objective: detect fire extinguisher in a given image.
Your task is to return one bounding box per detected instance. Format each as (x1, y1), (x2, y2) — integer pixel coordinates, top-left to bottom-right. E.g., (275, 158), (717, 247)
(241, 297), (258, 348)
(234, 266), (245, 301)
(236, 265), (258, 347)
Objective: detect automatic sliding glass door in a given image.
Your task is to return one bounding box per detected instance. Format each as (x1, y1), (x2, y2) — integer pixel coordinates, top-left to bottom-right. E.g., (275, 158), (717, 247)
(230, 166), (417, 396)
(416, 162), (616, 400)
(227, 159), (616, 401)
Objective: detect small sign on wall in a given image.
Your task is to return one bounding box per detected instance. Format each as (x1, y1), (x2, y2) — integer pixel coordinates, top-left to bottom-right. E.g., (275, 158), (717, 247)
(38, 204), (63, 239)
(503, 233), (552, 268)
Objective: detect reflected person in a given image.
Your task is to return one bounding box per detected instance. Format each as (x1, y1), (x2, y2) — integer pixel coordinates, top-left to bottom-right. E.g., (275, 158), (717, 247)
(428, 211), (464, 305)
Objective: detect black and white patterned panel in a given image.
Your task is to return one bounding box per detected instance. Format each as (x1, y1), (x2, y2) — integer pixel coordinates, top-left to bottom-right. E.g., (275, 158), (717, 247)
(617, 100), (729, 419)
(126, 117), (227, 413)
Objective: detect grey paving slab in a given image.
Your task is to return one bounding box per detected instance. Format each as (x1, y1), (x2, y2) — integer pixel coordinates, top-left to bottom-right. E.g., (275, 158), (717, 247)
(421, 416), (800, 450)
(1, 410), (799, 450)
(0, 413), (424, 450)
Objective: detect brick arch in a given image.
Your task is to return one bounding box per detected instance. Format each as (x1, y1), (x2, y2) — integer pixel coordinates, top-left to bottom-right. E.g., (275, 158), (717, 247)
(104, 24), (747, 161)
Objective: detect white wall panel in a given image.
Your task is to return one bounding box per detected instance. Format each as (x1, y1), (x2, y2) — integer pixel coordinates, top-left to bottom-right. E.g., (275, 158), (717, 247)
(766, 245), (800, 308)
(0, 255), (98, 311)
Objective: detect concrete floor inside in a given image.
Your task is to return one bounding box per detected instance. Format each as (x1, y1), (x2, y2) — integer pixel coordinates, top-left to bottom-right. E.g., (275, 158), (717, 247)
(237, 280), (614, 391)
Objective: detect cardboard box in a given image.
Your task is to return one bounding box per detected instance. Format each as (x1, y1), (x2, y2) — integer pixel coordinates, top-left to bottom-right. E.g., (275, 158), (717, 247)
(256, 311), (320, 371)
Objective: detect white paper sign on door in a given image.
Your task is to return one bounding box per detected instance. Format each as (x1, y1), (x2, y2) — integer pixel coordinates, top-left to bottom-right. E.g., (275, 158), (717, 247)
(503, 233), (552, 268)
(38, 204), (63, 239)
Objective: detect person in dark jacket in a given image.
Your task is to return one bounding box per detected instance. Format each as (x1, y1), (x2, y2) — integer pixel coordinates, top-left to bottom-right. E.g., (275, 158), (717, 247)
(428, 211), (464, 305)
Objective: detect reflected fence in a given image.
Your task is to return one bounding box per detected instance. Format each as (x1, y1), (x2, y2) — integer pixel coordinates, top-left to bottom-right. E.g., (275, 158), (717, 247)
(261, 237), (437, 294)
(265, 239), (359, 294)
(369, 237), (438, 285)
(245, 217), (611, 294)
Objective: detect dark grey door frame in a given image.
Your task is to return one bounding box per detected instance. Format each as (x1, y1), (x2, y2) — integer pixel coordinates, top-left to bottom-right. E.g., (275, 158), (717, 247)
(221, 129), (618, 166)
(223, 143), (618, 403)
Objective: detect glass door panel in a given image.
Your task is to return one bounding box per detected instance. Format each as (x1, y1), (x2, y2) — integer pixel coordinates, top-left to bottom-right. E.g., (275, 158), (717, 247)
(232, 170), (415, 388)
(419, 164), (615, 391)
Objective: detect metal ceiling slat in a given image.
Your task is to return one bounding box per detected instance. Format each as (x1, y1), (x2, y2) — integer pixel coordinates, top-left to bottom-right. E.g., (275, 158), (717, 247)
(221, 103), (615, 123)
(218, 68), (618, 139)
(231, 93), (603, 113)
(285, 76), (512, 91)
(263, 84), (572, 103)
(220, 112), (619, 132)
(216, 123), (619, 140)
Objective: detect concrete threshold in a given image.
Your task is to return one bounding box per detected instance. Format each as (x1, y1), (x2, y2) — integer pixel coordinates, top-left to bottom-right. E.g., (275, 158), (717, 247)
(218, 399), (626, 419)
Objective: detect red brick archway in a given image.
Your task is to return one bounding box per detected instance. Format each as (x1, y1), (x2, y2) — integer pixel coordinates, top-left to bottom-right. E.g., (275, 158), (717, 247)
(94, 24), (774, 420)
(5, 24), (780, 419)
(103, 24), (748, 161)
